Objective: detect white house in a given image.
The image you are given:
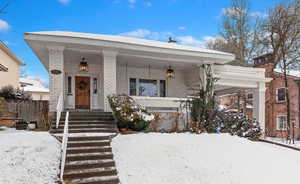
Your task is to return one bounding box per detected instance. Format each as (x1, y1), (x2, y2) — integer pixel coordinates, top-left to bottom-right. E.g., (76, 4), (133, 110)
(20, 78), (49, 101)
(24, 31), (271, 133)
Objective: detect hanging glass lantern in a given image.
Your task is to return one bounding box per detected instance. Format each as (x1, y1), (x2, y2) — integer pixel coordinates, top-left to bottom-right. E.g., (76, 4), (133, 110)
(166, 65), (175, 78)
(79, 57), (88, 72)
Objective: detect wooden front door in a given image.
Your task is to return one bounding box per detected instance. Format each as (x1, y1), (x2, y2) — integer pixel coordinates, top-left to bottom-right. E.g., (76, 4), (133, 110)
(75, 76), (90, 109)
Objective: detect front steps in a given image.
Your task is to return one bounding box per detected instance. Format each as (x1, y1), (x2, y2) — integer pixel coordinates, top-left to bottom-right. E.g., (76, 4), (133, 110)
(50, 111), (120, 184)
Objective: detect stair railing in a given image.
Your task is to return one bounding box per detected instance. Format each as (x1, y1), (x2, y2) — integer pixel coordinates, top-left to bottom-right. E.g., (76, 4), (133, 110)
(56, 93), (63, 129)
(60, 111), (69, 181)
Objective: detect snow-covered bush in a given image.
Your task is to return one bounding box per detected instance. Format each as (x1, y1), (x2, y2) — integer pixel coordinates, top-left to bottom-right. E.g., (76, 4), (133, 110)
(107, 94), (154, 131)
(215, 112), (262, 139)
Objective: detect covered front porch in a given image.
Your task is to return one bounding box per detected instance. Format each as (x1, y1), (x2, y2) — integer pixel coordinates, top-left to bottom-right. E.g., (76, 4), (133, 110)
(24, 31), (270, 133)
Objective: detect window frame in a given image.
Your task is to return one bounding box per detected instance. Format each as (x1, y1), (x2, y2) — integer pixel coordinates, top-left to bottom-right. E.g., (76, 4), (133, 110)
(128, 78), (167, 97)
(276, 87), (287, 103)
(276, 115), (287, 131)
(247, 93), (253, 100)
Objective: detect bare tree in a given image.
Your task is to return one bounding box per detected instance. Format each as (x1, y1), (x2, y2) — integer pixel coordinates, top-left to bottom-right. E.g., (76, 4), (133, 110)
(220, 0), (262, 65)
(261, 0), (300, 143)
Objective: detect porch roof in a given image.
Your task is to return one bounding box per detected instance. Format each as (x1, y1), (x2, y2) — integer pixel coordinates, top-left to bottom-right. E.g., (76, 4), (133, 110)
(24, 31), (235, 69)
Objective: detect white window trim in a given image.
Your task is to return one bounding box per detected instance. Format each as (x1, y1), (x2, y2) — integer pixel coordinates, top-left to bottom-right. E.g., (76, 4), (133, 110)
(276, 115), (287, 131)
(276, 87), (287, 103)
(128, 77), (167, 97)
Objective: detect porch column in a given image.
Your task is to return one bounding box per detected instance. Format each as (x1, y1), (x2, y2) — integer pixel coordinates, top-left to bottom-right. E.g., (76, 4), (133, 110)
(253, 82), (266, 137)
(48, 46), (65, 112)
(103, 50), (117, 112)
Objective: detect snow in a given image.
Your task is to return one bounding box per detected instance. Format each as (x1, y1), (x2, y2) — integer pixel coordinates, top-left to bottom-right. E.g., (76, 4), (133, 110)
(0, 128), (60, 184)
(112, 133), (300, 184)
(265, 137), (300, 148)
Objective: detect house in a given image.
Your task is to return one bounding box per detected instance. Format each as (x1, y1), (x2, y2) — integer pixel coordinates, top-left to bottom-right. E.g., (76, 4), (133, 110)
(219, 53), (300, 139)
(254, 54), (300, 139)
(24, 31), (271, 134)
(20, 78), (49, 101)
(0, 41), (25, 89)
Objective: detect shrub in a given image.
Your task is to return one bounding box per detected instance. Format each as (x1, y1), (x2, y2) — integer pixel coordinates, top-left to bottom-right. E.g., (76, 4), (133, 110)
(0, 85), (31, 101)
(215, 112), (262, 139)
(107, 94), (154, 131)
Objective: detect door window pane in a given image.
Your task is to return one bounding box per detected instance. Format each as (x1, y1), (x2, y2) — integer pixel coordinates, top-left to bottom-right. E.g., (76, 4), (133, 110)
(139, 79), (158, 97)
(160, 80), (166, 97)
(93, 78), (98, 94)
(129, 78), (137, 96)
(67, 76), (72, 94)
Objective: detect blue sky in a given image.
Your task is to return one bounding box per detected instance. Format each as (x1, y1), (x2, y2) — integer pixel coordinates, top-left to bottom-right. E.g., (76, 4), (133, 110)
(0, 0), (279, 87)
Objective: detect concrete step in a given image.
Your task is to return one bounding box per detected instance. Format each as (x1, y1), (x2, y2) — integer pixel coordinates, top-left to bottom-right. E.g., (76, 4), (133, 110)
(63, 167), (117, 180)
(67, 147), (112, 154)
(52, 124), (115, 129)
(68, 136), (111, 141)
(50, 128), (117, 134)
(66, 175), (120, 184)
(67, 140), (110, 148)
(65, 159), (116, 171)
(58, 120), (116, 125)
(66, 153), (113, 162)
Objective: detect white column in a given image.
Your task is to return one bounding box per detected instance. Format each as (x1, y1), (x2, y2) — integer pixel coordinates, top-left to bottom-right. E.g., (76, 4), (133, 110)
(48, 46), (65, 112)
(253, 82), (266, 137)
(103, 50), (117, 112)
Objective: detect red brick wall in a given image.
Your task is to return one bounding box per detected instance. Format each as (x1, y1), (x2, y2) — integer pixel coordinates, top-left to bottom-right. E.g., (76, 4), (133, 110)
(256, 62), (300, 139)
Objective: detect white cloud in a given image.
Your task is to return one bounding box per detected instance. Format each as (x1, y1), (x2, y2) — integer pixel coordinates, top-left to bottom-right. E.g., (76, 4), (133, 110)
(176, 36), (204, 47)
(58, 0), (71, 5)
(145, 2), (152, 7)
(250, 11), (268, 18)
(120, 29), (217, 48)
(178, 26), (187, 30)
(222, 7), (245, 16)
(0, 19), (10, 32)
(120, 29), (172, 41)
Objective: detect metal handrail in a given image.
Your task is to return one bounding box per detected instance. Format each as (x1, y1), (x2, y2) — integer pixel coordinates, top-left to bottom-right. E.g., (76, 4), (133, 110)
(60, 111), (69, 181)
(56, 93), (63, 129)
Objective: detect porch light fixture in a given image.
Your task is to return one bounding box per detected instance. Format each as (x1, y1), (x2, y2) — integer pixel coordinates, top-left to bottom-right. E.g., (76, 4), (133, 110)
(166, 65), (175, 78)
(79, 57), (88, 72)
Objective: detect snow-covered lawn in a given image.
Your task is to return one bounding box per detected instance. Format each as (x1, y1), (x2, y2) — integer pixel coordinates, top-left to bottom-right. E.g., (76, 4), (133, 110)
(112, 133), (300, 184)
(0, 127), (60, 184)
(266, 137), (300, 148)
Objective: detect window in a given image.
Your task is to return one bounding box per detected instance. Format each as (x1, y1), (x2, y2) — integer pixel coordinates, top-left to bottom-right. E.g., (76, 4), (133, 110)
(247, 93), (253, 100)
(139, 79), (158, 97)
(160, 80), (166, 97)
(276, 88), (286, 102)
(276, 115), (287, 130)
(129, 78), (137, 96)
(93, 78), (98, 94)
(67, 76), (72, 94)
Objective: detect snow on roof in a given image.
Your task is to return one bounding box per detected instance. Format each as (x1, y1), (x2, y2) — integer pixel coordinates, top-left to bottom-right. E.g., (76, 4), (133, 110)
(274, 68), (300, 78)
(25, 31), (234, 57)
(20, 78), (49, 93)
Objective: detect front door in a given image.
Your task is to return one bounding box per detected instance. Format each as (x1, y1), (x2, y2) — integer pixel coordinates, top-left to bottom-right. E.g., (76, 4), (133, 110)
(75, 76), (90, 109)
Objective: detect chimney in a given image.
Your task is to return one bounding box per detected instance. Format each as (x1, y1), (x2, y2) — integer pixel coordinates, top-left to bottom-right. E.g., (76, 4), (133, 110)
(253, 53), (274, 78)
(168, 37), (177, 43)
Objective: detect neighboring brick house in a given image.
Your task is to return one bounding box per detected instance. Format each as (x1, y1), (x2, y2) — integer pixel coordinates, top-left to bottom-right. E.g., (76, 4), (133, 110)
(254, 54), (300, 139)
(219, 53), (300, 139)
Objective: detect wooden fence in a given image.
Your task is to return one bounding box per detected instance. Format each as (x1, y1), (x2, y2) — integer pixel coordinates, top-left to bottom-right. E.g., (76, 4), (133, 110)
(6, 100), (49, 128)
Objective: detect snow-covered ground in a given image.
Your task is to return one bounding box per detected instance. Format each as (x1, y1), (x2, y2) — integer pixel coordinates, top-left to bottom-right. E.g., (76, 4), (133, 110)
(112, 133), (300, 184)
(0, 127), (60, 184)
(266, 137), (300, 148)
